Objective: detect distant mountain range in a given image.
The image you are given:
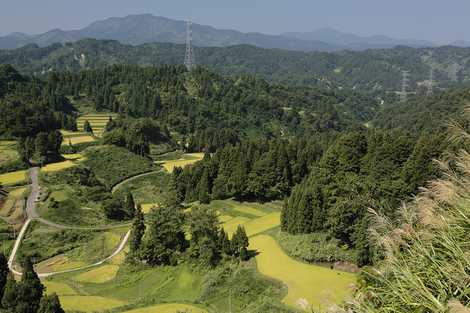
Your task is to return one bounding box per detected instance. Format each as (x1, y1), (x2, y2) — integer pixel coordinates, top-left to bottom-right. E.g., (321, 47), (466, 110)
(0, 14), (459, 52)
(2, 39), (470, 92)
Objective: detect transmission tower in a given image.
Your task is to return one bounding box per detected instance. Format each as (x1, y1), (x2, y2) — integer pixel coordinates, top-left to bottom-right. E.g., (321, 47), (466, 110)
(184, 19), (195, 71)
(400, 70), (410, 102)
(427, 66), (434, 97)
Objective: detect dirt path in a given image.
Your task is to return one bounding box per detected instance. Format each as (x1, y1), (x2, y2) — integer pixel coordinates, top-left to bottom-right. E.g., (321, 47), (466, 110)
(111, 170), (162, 194)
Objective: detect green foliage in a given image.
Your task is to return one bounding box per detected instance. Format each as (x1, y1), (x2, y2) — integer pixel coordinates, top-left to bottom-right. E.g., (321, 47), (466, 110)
(38, 294), (65, 313)
(103, 117), (170, 156)
(103, 193), (135, 221)
(129, 204), (146, 258)
(140, 205), (187, 266)
(82, 145), (154, 189)
(188, 206), (221, 267)
(0, 253), (7, 305)
(83, 120), (93, 133)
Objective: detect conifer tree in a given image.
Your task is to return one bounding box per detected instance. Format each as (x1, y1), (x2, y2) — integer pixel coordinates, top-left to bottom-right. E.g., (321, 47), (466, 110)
(218, 228), (232, 256)
(231, 225), (249, 260)
(129, 204), (146, 257)
(17, 257), (44, 313)
(38, 294), (65, 313)
(1, 274), (17, 310)
(124, 192), (136, 218)
(83, 120), (93, 134)
(0, 252), (7, 302)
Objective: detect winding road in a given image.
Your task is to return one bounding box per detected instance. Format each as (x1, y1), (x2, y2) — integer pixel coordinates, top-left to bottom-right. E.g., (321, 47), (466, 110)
(8, 167), (131, 277)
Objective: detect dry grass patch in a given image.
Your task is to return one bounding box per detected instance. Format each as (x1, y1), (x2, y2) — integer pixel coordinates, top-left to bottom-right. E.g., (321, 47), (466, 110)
(122, 303), (207, 313)
(249, 235), (356, 311)
(35, 255), (87, 273)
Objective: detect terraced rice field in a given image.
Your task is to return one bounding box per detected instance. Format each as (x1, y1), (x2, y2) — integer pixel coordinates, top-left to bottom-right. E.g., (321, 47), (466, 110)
(63, 135), (95, 145)
(140, 203), (158, 214)
(43, 281), (77, 296)
(0, 170), (28, 185)
(59, 295), (126, 312)
(62, 153), (86, 161)
(0, 186), (27, 223)
(41, 160), (78, 173)
(74, 265), (120, 283)
(249, 235), (356, 311)
(158, 153), (205, 173)
(76, 113), (116, 136)
(122, 304), (207, 313)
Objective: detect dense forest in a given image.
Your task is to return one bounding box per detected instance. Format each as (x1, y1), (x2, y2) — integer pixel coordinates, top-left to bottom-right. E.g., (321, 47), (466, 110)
(2, 39), (470, 92)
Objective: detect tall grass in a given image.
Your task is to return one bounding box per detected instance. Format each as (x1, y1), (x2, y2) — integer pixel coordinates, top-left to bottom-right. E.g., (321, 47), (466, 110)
(336, 113), (470, 313)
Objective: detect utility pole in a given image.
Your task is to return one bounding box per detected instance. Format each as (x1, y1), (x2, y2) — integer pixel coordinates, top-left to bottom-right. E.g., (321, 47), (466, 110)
(184, 19), (195, 71)
(427, 66), (435, 97)
(400, 70), (410, 102)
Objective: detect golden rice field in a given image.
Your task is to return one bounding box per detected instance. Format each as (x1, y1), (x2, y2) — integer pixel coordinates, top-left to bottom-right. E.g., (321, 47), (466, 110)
(73, 265), (120, 283)
(140, 203), (158, 214)
(62, 135), (95, 145)
(222, 216), (251, 237)
(59, 295), (126, 312)
(43, 281), (77, 296)
(158, 153), (205, 173)
(122, 303), (207, 313)
(242, 212), (281, 237)
(62, 153), (86, 161)
(0, 170), (28, 185)
(76, 113), (116, 136)
(249, 235), (356, 311)
(0, 186), (27, 221)
(41, 160), (78, 173)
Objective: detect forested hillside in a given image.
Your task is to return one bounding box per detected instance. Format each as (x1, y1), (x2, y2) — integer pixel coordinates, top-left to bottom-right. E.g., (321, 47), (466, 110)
(2, 40), (470, 91)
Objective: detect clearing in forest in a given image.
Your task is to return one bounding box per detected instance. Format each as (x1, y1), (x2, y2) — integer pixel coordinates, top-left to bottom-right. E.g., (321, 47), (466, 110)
(157, 153), (204, 173)
(41, 160), (78, 173)
(249, 235), (356, 311)
(77, 113), (116, 136)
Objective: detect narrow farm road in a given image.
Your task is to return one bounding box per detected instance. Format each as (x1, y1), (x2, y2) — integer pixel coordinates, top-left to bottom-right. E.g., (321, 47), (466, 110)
(8, 167), (131, 277)
(111, 169), (162, 194)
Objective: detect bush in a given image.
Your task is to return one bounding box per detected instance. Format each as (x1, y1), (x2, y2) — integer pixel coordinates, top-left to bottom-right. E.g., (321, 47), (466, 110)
(276, 231), (357, 264)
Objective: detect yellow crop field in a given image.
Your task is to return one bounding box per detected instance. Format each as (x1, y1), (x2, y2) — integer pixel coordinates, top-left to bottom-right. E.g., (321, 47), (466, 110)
(62, 153), (86, 161)
(227, 203), (266, 217)
(43, 281), (77, 296)
(0, 170), (28, 185)
(122, 303), (207, 313)
(243, 212), (281, 237)
(63, 135), (95, 145)
(60, 295), (126, 312)
(249, 235), (356, 311)
(218, 214), (233, 223)
(141, 203), (158, 213)
(8, 186), (27, 198)
(60, 130), (88, 137)
(158, 153), (205, 173)
(222, 216), (251, 237)
(74, 265), (120, 283)
(41, 161), (77, 173)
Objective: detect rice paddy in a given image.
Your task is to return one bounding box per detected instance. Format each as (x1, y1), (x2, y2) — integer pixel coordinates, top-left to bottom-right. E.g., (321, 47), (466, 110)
(62, 135), (95, 145)
(41, 160), (78, 173)
(43, 281), (77, 296)
(73, 265), (120, 283)
(140, 203), (158, 214)
(0, 170), (28, 185)
(0, 186), (27, 224)
(157, 153), (205, 173)
(59, 295), (126, 312)
(76, 113), (116, 136)
(249, 235), (356, 311)
(122, 304), (207, 313)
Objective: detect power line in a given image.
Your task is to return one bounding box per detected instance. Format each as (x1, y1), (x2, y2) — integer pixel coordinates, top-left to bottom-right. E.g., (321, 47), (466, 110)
(184, 19), (195, 71)
(400, 70), (410, 102)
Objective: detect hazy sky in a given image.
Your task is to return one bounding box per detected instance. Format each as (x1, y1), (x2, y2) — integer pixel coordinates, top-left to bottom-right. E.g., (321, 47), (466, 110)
(1, 0), (469, 43)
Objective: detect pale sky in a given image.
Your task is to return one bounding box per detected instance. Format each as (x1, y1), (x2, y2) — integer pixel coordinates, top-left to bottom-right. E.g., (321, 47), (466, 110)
(0, 0), (469, 43)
